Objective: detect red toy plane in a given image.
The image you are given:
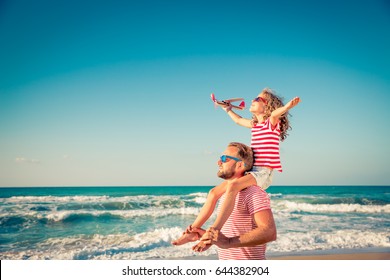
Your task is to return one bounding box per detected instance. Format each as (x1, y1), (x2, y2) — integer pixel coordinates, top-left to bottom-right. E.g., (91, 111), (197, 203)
(210, 93), (245, 110)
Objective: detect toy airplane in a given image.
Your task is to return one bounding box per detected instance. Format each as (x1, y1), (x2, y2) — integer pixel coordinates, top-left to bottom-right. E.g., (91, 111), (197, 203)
(210, 93), (245, 110)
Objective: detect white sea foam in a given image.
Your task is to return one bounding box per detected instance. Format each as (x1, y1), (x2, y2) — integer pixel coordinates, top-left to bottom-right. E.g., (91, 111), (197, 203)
(2, 193), (206, 206)
(268, 229), (390, 252)
(3, 195), (111, 203)
(47, 207), (201, 221)
(1, 227), (388, 260)
(193, 196), (207, 204)
(2, 198), (388, 224)
(0, 227), (217, 260)
(5, 194), (387, 215)
(268, 193), (283, 197)
(0, 207), (202, 222)
(0, 193), (209, 222)
(272, 201), (390, 213)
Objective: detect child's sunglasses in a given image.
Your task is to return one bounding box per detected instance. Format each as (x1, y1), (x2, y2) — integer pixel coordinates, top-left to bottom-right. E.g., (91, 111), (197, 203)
(253, 96), (267, 104)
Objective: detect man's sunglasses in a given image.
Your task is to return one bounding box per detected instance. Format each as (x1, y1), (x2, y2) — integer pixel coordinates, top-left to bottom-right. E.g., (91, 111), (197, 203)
(220, 155), (242, 163)
(253, 97), (267, 104)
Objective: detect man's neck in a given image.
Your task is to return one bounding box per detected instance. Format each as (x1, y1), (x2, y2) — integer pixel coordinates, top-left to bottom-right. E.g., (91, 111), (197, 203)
(227, 174), (244, 182)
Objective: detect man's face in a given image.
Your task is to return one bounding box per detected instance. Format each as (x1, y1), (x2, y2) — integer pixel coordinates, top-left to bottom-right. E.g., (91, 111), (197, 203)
(217, 146), (241, 179)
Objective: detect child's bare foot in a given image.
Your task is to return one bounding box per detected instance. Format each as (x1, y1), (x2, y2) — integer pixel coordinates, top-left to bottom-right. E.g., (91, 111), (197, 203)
(192, 240), (212, 252)
(171, 231), (199, 246)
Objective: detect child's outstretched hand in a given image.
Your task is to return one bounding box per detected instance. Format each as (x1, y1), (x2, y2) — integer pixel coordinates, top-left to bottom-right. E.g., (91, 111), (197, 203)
(286, 97), (301, 110)
(221, 102), (232, 112)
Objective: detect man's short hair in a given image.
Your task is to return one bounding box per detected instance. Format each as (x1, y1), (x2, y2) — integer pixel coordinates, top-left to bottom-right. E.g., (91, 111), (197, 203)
(228, 142), (254, 171)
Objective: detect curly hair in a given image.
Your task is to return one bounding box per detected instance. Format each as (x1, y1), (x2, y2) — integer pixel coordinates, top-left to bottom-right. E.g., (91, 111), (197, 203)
(251, 88), (291, 141)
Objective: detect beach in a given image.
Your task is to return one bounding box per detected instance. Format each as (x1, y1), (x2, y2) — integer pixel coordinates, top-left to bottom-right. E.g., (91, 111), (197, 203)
(0, 186), (389, 260)
(172, 247), (390, 260)
(269, 247), (390, 260)
(269, 252), (390, 260)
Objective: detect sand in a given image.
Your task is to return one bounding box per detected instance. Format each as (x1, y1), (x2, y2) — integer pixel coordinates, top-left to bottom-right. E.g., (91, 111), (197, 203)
(268, 252), (390, 260)
(178, 248), (390, 260)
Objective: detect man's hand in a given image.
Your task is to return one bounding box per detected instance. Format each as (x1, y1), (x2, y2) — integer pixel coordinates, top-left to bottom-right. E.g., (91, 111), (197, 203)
(190, 228), (206, 252)
(200, 227), (230, 249)
(196, 209), (277, 250)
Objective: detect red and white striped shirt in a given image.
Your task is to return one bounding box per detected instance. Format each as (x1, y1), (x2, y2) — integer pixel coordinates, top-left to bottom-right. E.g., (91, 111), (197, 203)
(217, 186), (271, 260)
(251, 118), (282, 172)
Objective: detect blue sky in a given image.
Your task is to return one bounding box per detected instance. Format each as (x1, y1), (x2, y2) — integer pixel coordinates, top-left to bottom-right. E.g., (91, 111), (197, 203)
(1, 0), (389, 187)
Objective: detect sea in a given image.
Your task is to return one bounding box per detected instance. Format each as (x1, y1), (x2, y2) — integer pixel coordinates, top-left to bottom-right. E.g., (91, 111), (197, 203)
(0, 186), (389, 260)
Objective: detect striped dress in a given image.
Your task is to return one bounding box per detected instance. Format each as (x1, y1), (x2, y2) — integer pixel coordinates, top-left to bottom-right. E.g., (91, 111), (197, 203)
(251, 118), (282, 172)
(217, 186), (271, 260)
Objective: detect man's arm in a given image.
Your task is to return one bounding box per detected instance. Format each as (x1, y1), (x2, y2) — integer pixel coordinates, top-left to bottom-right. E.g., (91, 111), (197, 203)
(228, 209), (276, 248)
(201, 209), (277, 249)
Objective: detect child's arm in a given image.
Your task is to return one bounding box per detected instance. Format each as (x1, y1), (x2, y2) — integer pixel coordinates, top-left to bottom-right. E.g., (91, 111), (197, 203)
(222, 104), (253, 128)
(269, 96), (301, 126)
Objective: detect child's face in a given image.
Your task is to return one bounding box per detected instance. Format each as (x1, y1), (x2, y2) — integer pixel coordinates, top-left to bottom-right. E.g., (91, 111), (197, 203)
(249, 92), (267, 114)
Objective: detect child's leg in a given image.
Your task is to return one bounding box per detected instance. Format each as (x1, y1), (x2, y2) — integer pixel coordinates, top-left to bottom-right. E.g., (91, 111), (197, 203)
(191, 180), (227, 228)
(171, 181), (227, 246)
(211, 173), (256, 230)
(191, 174), (257, 252)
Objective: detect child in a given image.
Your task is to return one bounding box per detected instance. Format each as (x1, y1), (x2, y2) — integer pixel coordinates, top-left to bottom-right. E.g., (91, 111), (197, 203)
(172, 88), (301, 251)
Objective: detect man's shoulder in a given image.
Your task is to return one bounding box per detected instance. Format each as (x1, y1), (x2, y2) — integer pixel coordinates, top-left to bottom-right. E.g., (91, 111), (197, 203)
(241, 185), (268, 198)
(239, 185), (271, 212)
(242, 185), (267, 193)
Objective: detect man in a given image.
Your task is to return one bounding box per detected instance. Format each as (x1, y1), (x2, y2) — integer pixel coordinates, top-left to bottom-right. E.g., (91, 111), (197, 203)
(193, 142), (277, 260)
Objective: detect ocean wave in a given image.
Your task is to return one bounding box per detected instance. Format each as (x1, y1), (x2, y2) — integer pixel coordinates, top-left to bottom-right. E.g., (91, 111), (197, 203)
(0, 207), (202, 223)
(47, 208), (201, 222)
(0, 227), (217, 260)
(1, 193), (207, 209)
(272, 201), (390, 213)
(268, 229), (390, 252)
(3, 192), (206, 202)
(2, 195), (111, 203)
(2, 199), (388, 225)
(1, 227), (388, 260)
(268, 193), (283, 197)
(0, 216), (30, 231)
(4, 194), (388, 214)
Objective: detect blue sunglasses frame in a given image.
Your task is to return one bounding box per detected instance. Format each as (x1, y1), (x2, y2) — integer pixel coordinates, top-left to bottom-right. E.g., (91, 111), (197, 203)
(220, 155), (242, 163)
